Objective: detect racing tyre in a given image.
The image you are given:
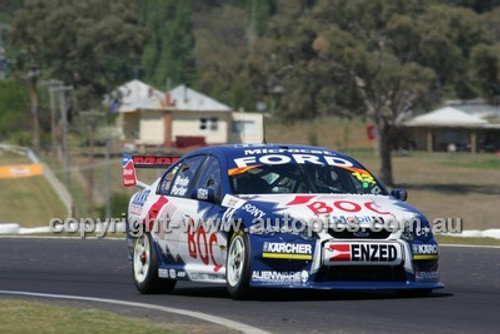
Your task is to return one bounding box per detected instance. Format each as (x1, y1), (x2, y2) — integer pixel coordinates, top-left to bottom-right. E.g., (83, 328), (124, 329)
(226, 231), (252, 299)
(132, 232), (176, 294)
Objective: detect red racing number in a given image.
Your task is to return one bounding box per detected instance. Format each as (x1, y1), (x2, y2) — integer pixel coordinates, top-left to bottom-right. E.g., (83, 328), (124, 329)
(187, 218), (221, 271)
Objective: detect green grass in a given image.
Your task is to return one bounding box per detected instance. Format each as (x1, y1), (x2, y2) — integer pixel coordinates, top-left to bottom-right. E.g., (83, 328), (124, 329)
(442, 157), (500, 170)
(0, 152), (67, 227)
(0, 176), (68, 226)
(0, 153), (31, 166)
(0, 299), (176, 334)
(435, 235), (500, 246)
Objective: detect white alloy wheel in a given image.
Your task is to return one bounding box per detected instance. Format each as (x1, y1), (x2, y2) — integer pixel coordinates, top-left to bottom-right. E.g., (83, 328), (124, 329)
(227, 234), (245, 287)
(133, 235), (150, 283)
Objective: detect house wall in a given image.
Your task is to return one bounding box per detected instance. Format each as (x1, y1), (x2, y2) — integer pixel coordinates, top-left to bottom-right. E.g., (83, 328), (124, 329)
(119, 113), (140, 141)
(138, 111), (164, 145)
(408, 127), (500, 152)
(118, 109), (266, 147)
(229, 112), (264, 144)
(170, 111), (230, 144)
(411, 127), (428, 151)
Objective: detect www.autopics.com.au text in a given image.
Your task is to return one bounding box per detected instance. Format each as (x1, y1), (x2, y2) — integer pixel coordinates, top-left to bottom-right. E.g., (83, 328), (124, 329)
(48, 215), (463, 238)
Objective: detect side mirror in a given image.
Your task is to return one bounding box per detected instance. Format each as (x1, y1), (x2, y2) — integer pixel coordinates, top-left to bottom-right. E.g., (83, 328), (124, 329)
(190, 187), (217, 203)
(391, 188), (408, 202)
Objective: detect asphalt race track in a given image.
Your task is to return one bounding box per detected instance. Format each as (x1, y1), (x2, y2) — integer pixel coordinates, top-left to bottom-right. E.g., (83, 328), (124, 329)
(0, 237), (499, 333)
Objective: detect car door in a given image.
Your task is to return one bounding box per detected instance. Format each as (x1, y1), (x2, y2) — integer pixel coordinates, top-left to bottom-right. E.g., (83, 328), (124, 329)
(171, 154), (227, 282)
(186, 155), (227, 281)
(152, 155), (206, 272)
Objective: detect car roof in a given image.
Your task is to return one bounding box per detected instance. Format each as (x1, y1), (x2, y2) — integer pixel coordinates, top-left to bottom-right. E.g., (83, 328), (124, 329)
(183, 143), (351, 160)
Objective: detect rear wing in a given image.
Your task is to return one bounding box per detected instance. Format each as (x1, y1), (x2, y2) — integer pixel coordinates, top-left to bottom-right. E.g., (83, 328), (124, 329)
(122, 153), (180, 189)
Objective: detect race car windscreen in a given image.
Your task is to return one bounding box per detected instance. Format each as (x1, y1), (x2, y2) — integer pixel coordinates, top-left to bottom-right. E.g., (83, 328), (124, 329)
(229, 163), (385, 195)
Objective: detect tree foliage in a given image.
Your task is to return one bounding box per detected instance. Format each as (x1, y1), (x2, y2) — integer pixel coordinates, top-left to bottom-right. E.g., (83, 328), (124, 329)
(0, 80), (29, 139)
(140, 0), (195, 88)
(0, 0), (25, 23)
(10, 0), (147, 109)
(5, 0), (500, 183)
(469, 44), (500, 103)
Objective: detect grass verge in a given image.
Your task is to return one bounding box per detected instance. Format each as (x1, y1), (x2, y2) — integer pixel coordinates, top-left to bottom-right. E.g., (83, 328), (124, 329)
(435, 235), (500, 246)
(0, 299), (176, 334)
(0, 150), (67, 226)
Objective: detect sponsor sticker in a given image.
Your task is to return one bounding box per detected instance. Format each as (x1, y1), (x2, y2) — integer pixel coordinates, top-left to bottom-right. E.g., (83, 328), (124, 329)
(189, 272), (225, 281)
(233, 154), (353, 168)
(133, 156), (179, 168)
(242, 203), (266, 219)
(262, 242), (313, 260)
(324, 242), (402, 265)
(412, 244), (439, 260)
(197, 188), (209, 200)
(415, 271), (439, 282)
(252, 270), (309, 284)
(158, 268), (187, 279)
(129, 205), (143, 216)
(158, 268), (169, 278)
(122, 154), (137, 187)
(346, 167), (376, 185)
(132, 189), (150, 207)
(169, 269), (177, 279)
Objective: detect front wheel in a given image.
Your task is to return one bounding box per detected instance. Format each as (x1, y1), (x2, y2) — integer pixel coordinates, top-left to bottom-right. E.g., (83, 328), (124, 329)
(226, 231), (252, 299)
(132, 232), (176, 294)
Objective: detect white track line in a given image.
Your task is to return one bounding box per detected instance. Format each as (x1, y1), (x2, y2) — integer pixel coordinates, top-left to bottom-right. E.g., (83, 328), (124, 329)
(0, 290), (270, 334)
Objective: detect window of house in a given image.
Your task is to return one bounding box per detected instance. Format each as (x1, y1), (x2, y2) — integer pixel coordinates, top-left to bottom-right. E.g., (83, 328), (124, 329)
(232, 120), (256, 134)
(199, 117), (218, 131)
(200, 118), (207, 130)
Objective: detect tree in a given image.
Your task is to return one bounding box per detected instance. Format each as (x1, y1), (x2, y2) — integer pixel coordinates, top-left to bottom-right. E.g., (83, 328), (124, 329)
(443, 0), (500, 13)
(11, 0), (147, 110)
(193, 4), (262, 110)
(256, 0), (442, 185)
(0, 80), (29, 139)
(0, 0), (25, 23)
(140, 0), (195, 87)
(469, 44), (500, 103)
(249, 0), (330, 119)
(416, 5), (488, 98)
(312, 28), (436, 185)
(245, 0), (276, 45)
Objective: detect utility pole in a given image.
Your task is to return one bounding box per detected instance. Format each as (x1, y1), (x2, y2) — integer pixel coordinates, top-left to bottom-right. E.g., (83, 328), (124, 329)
(27, 64), (40, 152)
(104, 109), (112, 219)
(0, 23), (7, 81)
(40, 80), (63, 158)
(53, 85), (74, 188)
(80, 110), (105, 216)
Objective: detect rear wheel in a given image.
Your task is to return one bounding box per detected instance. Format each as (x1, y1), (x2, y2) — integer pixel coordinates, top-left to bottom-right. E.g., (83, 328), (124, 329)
(226, 231), (252, 299)
(132, 232), (176, 294)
